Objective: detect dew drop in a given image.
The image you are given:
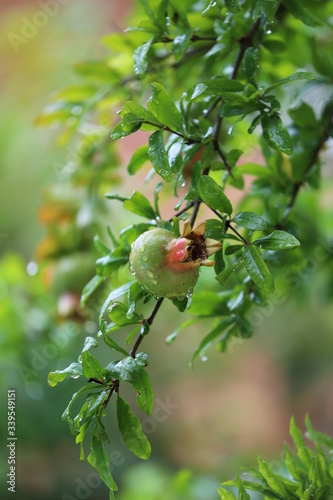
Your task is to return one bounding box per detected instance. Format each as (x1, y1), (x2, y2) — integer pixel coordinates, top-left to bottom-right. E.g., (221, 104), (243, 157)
(152, 279), (158, 285)
(66, 117), (77, 127)
(140, 245), (146, 253)
(130, 266), (135, 275)
(145, 270), (154, 279)
(27, 261), (38, 276)
(143, 255), (148, 262)
(201, 356), (208, 362)
(72, 105), (83, 116)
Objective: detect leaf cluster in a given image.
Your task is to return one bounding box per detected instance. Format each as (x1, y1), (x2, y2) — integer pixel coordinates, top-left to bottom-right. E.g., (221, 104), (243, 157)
(219, 416), (333, 500)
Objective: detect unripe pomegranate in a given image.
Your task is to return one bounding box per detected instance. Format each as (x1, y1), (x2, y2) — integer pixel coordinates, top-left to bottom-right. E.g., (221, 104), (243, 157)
(130, 221), (221, 300)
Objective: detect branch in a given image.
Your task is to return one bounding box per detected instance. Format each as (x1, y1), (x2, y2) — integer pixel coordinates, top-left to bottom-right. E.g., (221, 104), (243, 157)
(287, 105), (333, 211)
(208, 19), (261, 178)
(225, 219), (247, 243)
(203, 18), (261, 121)
(129, 298), (164, 358)
(126, 19), (263, 369)
(209, 207), (247, 243)
(162, 34), (217, 43)
(168, 202), (195, 222)
(231, 18), (261, 81)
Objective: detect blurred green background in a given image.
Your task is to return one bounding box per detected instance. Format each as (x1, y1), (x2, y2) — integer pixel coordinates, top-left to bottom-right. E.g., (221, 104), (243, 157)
(1, 1), (333, 499)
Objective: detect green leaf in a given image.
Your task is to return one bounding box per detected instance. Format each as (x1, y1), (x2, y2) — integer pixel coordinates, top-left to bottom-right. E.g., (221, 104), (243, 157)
(50, 83), (98, 102)
(148, 83), (184, 132)
(62, 384), (101, 434)
(107, 226), (120, 248)
(284, 0), (322, 27)
(117, 396), (151, 459)
(81, 351), (106, 381)
(48, 362), (83, 387)
(166, 318), (203, 345)
(243, 245), (275, 294)
(82, 336), (98, 353)
(261, 113), (293, 155)
(290, 416), (312, 468)
(139, 0), (163, 31)
(154, 181), (163, 217)
(305, 413), (333, 449)
(110, 356), (142, 383)
(244, 47), (259, 84)
(100, 282), (135, 320)
(127, 145), (150, 175)
(217, 487), (237, 500)
(94, 235), (111, 255)
(253, 0), (280, 22)
(172, 297), (189, 312)
(262, 38), (287, 54)
(198, 176), (233, 215)
(96, 249), (129, 277)
(88, 434), (118, 495)
(122, 113), (144, 133)
(225, 244), (243, 255)
(191, 318), (235, 367)
(288, 102), (317, 127)
(123, 191), (156, 219)
(110, 117), (142, 140)
(236, 473), (251, 500)
(204, 219), (225, 240)
(254, 230), (300, 250)
(109, 301), (143, 327)
(214, 248), (225, 275)
(257, 457), (287, 497)
(133, 39), (153, 78)
(105, 193), (129, 202)
(171, 31), (192, 61)
(80, 275), (105, 307)
(263, 72), (316, 95)
(148, 129), (172, 182)
(126, 325), (141, 345)
(133, 368), (154, 416)
(284, 446), (300, 481)
(168, 139), (184, 173)
(225, 0), (240, 13)
(102, 335), (129, 357)
(218, 324), (238, 352)
(226, 148), (243, 168)
(119, 101), (160, 124)
(232, 211), (267, 231)
(215, 262), (241, 285)
(188, 291), (231, 316)
(223, 479), (273, 496)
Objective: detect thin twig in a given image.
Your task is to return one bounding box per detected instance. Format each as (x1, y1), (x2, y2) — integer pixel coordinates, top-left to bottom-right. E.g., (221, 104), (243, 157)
(168, 202), (195, 222)
(189, 201), (201, 228)
(287, 105), (333, 211)
(231, 18), (261, 80)
(130, 298), (164, 358)
(126, 19), (263, 373)
(225, 220), (247, 243)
